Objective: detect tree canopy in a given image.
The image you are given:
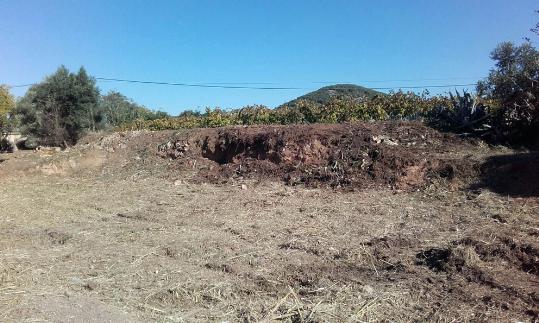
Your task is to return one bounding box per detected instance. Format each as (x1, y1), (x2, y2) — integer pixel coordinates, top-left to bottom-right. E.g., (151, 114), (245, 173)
(0, 85), (16, 132)
(15, 66), (100, 146)
(477, 42), (539, 139)
(99, 91), (169, 127)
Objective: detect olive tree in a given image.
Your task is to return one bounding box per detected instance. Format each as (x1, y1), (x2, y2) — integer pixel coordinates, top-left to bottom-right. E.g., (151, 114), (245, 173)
(15, 66), (100, 146)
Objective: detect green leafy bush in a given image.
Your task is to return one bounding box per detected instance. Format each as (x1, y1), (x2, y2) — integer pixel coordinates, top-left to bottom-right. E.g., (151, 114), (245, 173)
(202, 108), (237, 127)
(236, 105), (276, 125)
(427, 91), (491, 134)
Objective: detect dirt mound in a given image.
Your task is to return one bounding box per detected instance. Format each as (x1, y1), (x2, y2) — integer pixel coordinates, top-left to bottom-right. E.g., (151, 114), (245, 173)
(158, 122), (480, 189)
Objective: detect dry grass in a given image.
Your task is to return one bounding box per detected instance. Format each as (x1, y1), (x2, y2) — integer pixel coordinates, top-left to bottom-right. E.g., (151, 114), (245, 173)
(0, 173), (537, 322)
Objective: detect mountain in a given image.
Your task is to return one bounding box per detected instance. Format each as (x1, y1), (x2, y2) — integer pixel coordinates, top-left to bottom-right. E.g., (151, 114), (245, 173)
(283, 84), (384, 106)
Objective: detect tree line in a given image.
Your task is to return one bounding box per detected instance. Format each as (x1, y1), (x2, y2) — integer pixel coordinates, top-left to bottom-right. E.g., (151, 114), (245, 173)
(0, 66), (168, 147)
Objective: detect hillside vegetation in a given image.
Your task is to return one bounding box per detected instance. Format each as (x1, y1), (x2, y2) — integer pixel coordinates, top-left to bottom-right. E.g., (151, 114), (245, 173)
(283, 84), (383, 106)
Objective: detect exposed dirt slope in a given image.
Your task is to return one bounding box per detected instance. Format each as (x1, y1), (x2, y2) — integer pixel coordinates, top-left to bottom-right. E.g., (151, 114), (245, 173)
(0, 122), (519, 193)
(158, 122), (489, 190)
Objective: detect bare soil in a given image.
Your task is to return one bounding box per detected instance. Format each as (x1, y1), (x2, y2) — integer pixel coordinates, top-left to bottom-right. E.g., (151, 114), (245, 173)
(0, 122), (537, 322)
(157, 122), (481, 190)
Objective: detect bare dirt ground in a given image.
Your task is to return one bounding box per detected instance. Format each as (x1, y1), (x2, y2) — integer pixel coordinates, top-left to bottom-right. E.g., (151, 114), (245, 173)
(0, 122), (537, 322)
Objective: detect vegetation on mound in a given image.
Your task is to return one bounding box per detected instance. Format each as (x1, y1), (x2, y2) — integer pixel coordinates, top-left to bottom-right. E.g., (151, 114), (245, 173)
(117, 92), (456, 131)
(117, 89), (498, 137)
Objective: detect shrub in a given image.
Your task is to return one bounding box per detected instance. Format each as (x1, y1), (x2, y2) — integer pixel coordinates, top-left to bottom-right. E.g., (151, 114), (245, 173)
(318, 96), (388, 122)
(427, 90), (491, 134)
(236, 105), (275, 125)
(202, 108), (237, 127)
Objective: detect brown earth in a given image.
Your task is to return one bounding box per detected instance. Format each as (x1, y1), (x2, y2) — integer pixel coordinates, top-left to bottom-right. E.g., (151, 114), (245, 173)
(157, 122), (484, 190)
(0, 122), (537, 322)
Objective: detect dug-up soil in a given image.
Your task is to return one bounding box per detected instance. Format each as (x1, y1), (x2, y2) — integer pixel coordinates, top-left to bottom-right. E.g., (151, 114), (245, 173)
(0, 122), (537, 322)
(158, 122), (481, 190)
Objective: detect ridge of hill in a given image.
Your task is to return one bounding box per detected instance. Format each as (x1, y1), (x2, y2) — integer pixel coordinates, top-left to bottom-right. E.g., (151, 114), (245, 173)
(283, 84), (384, 106)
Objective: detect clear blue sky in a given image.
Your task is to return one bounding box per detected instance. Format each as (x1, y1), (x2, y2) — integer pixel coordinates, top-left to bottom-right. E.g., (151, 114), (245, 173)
(1, 0), (537, 114)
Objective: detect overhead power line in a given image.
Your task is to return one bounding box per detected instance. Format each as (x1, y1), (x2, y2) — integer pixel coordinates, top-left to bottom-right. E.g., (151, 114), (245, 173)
(6, 77), (478, 90)
(94, 77), (305, 90)
(9, 83), (36, 88)
(370, 83), (476, 90)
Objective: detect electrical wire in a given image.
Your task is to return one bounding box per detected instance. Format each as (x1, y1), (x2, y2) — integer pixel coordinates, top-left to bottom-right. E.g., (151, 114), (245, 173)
(5, 77), (478, 90)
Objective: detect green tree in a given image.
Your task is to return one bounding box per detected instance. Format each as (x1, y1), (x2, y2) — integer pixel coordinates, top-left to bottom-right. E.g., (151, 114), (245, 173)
(99, 90), (169, 127)
(15, 66), (100, 146)
(75, 67), (101, 131)
(477, 42), (539, 139)
(0, 85), (16, 132)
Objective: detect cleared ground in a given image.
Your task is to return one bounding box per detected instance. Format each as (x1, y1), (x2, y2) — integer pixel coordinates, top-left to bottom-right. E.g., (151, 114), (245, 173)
(0, 123), (537, 322)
